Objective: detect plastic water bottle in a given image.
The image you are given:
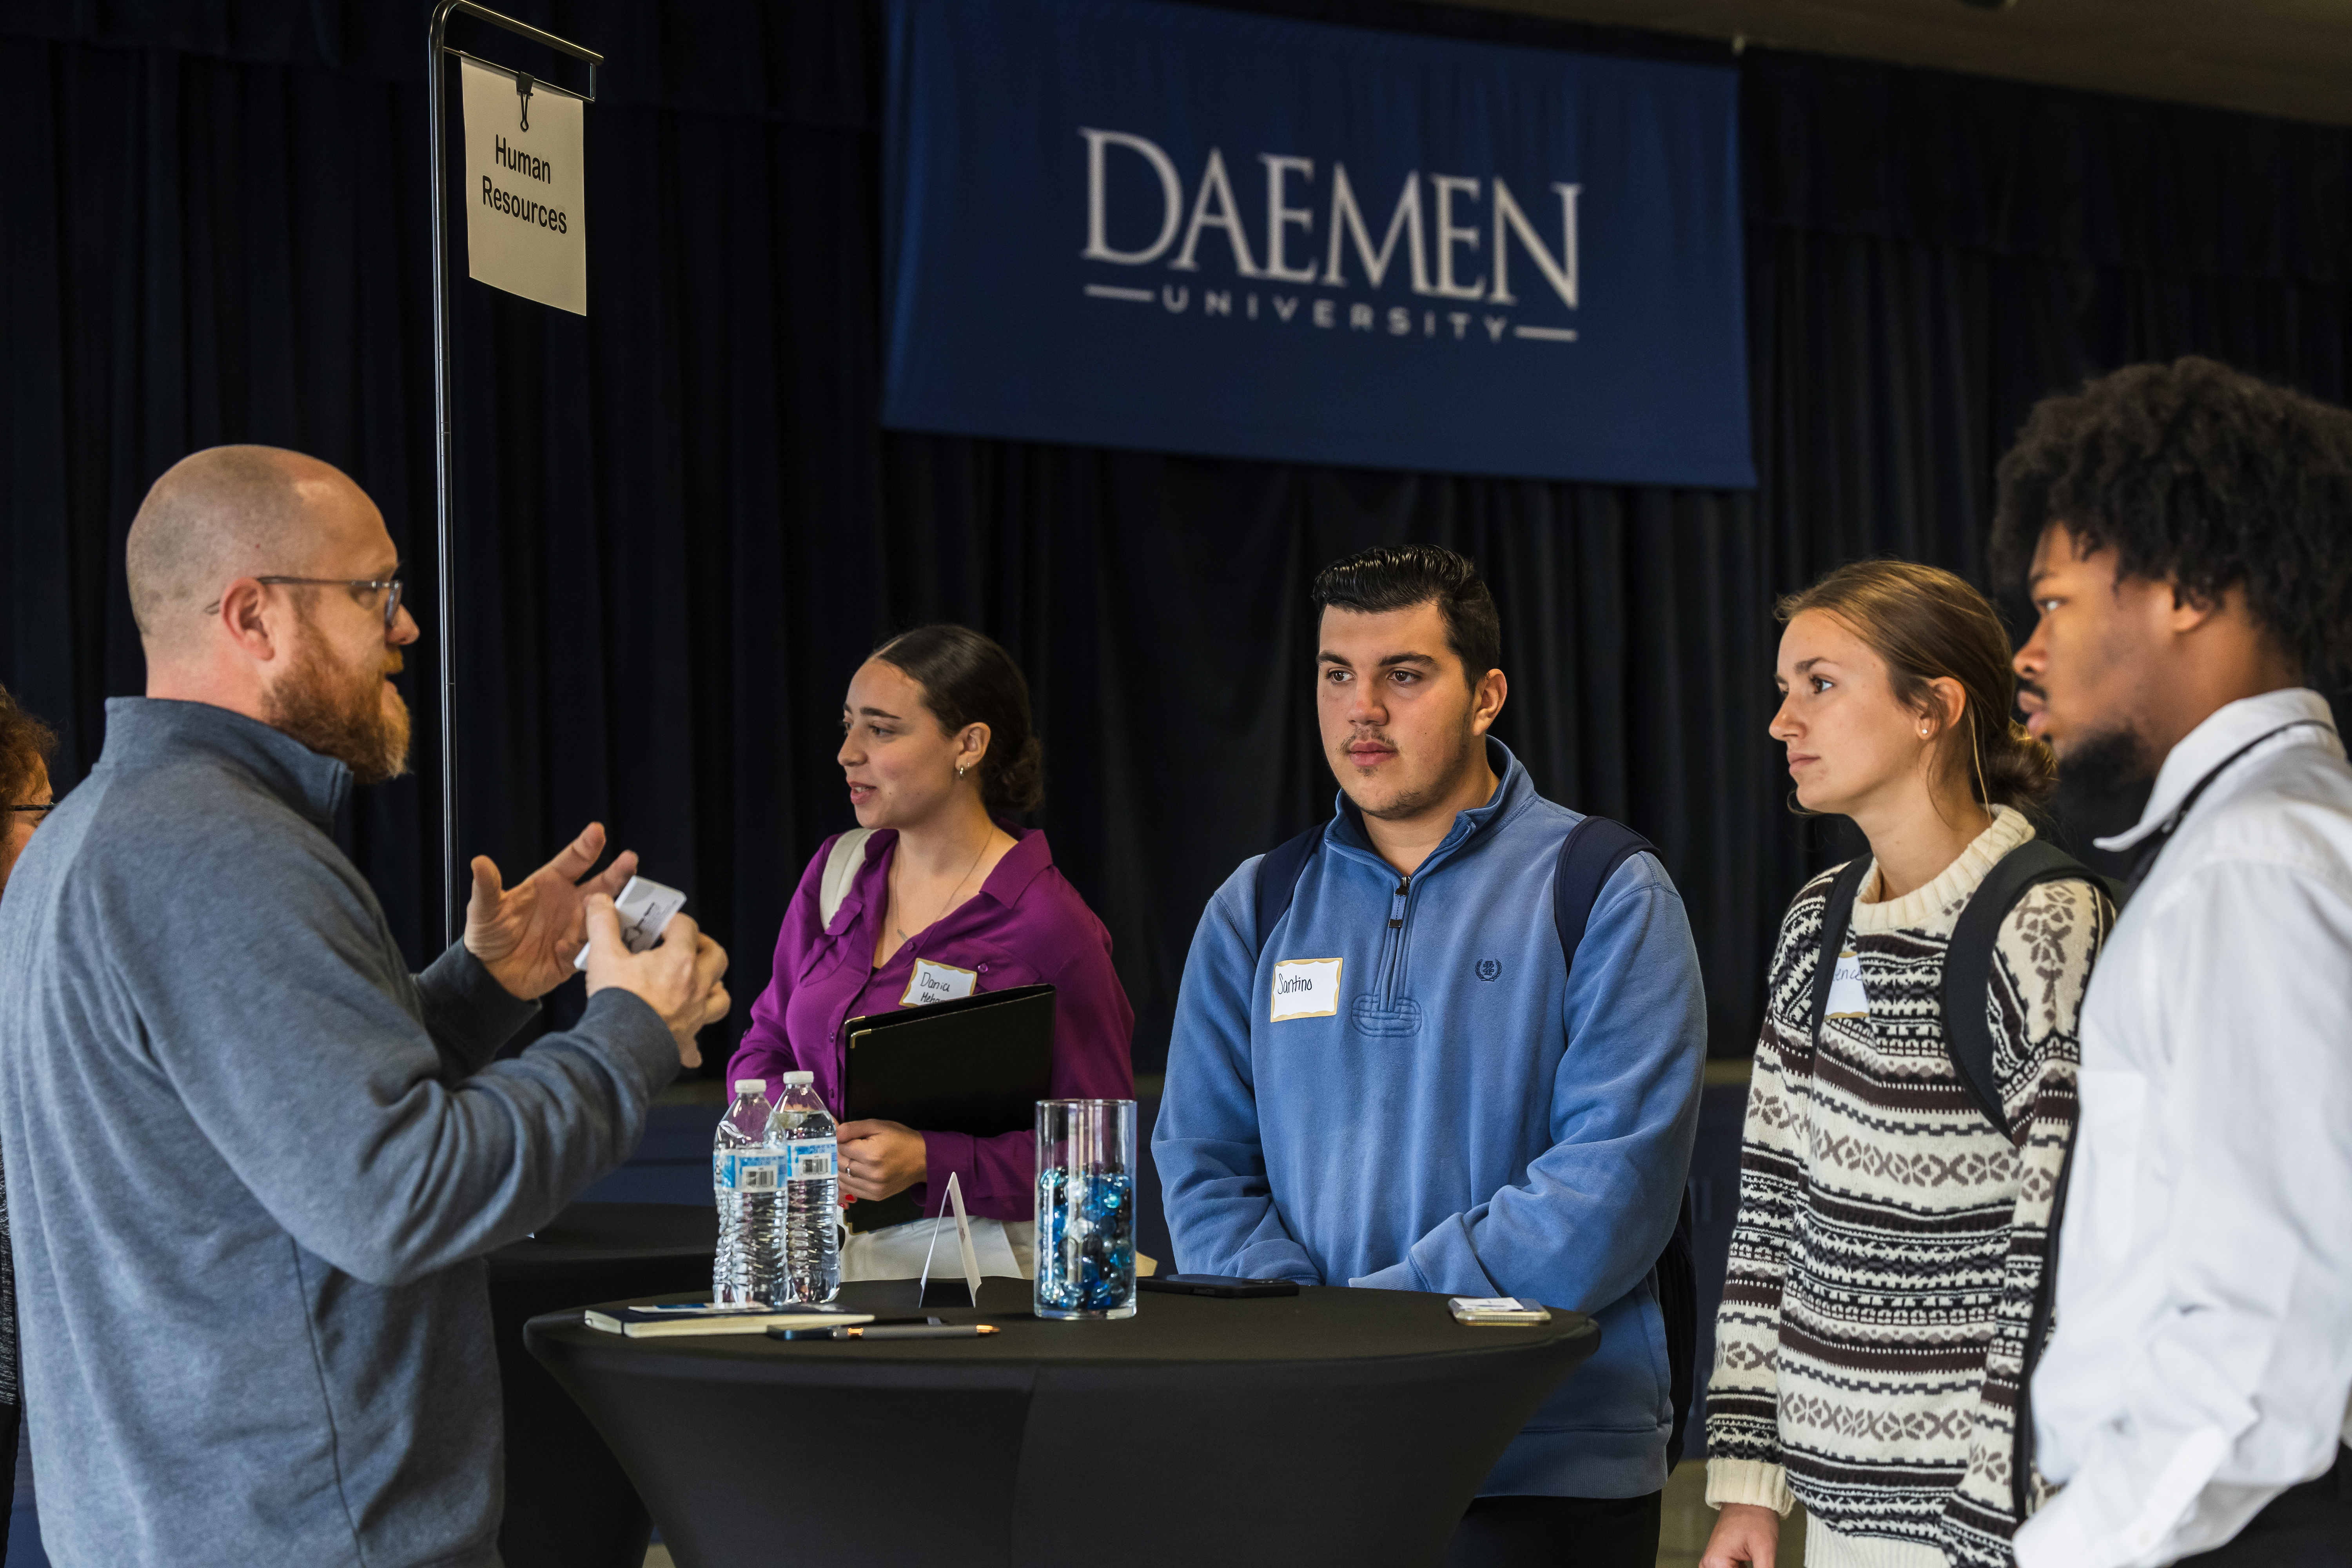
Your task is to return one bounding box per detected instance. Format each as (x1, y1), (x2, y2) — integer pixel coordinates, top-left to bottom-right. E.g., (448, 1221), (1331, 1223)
(770, 1071), (842, 1305)
(713, 1079), (784, 1305)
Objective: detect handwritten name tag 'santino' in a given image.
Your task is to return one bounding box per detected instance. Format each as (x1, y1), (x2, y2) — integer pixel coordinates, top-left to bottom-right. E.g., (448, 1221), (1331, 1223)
(902, 958), (980, 1009)
(1269, 958), (1344, 1022)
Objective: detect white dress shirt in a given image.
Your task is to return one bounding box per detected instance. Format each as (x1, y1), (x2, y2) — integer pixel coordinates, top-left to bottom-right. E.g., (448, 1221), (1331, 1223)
(2016, 688), (2352, 1568)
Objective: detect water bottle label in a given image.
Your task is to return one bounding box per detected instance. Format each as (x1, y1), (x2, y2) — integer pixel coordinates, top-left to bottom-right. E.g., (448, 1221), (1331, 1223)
(714, 1151), (784, 1193)
(787, 1138), (838, 1182)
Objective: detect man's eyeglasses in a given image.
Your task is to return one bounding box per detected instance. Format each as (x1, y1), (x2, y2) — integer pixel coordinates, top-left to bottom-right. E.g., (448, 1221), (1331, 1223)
(242, 576), (405, 630)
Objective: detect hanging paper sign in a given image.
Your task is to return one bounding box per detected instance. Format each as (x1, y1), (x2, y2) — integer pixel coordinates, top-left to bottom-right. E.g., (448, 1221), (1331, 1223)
(459, 56), (587, 315)
(880, 0), (1752, 486)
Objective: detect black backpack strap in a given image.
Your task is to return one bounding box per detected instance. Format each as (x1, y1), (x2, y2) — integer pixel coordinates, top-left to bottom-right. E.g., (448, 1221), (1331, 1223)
(2013, 1131), (2078, 1520)
(1250, 824), (1327, 954)
(1551, 815), (1655, 958)
(1942, 839), (2103, 1143)
(1807, 857), (1876, 1046)
(1550, 817), (1702, 1468)
(1655, 1186), (1699, 1470)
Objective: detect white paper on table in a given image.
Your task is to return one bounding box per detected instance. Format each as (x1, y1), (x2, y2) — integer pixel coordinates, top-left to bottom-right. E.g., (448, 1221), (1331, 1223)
(573, 875), (688, 971)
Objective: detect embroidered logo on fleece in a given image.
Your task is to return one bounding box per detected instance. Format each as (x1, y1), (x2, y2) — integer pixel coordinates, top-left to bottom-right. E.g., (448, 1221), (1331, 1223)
(1475, 958), (1501, 981)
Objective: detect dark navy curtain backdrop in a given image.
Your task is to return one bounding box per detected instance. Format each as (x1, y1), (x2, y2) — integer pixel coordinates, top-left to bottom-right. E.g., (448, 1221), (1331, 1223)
(4, 0), (2351, 1074)
(881, 0), (1752, 485)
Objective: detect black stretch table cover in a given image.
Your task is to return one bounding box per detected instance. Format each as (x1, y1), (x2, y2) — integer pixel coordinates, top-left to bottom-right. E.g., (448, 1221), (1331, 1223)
(527, 1277), (1600, 1568)
(488, 1203), (717, 1568)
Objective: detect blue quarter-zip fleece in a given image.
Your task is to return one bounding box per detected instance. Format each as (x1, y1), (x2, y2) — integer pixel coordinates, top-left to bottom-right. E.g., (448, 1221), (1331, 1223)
(1155, 739), (1706, 1497)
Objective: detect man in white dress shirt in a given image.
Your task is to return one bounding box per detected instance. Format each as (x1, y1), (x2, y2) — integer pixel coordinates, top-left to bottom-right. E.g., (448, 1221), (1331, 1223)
(1992, 356), (2352, 1567)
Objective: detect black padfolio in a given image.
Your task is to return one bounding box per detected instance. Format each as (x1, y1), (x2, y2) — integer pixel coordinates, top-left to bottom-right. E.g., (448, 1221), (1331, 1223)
(840, 982), (1056, 1232)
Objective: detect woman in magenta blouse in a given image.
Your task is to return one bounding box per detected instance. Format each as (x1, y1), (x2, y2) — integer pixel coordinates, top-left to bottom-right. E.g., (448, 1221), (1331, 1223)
(726, 625), (1134, 1279)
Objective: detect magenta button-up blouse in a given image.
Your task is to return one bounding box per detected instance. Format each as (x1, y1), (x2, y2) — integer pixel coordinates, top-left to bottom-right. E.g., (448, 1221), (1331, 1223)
(725, 825), (1134, 1222)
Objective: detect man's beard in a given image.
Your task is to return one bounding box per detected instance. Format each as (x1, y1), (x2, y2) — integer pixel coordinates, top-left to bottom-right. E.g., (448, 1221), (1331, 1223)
(2059, 722), (2157, 797)
(1338, 725), (1483, 820)
(265, 632), (411, 786)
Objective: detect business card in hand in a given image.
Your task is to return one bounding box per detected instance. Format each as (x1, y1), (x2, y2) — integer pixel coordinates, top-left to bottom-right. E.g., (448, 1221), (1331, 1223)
(574, 875), (689, 971)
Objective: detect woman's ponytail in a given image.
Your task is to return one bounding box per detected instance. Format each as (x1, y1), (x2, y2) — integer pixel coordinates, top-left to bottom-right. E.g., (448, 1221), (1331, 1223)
(1978, 717), (2058, 810)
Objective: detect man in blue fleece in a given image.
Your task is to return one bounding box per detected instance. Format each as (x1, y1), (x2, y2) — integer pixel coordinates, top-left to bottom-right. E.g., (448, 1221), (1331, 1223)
(1155, 544), (1705, 1567)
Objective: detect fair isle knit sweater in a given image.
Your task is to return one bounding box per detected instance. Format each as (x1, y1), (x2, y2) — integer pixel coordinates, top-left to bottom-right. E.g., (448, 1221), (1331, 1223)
(1705, 809), (2108, 1568)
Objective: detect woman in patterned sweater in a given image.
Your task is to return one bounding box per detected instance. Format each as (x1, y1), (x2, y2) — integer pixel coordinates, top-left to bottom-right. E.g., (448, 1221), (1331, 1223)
(1702, 562), (2110, 1568)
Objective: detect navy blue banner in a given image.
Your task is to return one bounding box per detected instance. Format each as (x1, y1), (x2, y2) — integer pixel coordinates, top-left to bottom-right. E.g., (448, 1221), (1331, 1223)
(880, 0), (1753, 487)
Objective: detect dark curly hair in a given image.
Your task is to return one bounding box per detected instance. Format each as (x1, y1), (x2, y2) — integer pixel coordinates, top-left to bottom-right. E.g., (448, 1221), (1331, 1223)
(871, 625), (1045, 817)
(0, 683), (58, 809)
(1991, 356), (2352, 681)
(1310, 544), (1501, 686)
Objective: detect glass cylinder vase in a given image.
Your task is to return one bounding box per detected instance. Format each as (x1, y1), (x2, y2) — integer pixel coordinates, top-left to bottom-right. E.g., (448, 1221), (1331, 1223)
(1034, 1098), (1138, 1320)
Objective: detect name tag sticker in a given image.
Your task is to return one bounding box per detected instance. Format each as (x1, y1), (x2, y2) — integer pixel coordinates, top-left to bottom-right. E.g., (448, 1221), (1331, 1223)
(1270, 957), (1343, 1022)
(902, 958), (979, 1008)
(1824, 948), (1869, 1020)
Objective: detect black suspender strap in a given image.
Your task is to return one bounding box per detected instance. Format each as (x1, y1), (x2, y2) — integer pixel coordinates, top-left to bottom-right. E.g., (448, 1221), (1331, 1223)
(2121, 720), (2336, 904)
(2013, 1130), (2077, 1521)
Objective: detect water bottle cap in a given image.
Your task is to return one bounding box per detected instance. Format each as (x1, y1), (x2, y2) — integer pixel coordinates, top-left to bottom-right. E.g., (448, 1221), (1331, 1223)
(734, 1078), (766, 1093)
(781, 1071), (815, 1086)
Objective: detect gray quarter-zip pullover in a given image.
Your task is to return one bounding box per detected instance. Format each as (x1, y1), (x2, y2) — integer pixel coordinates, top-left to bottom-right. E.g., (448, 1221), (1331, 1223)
(0, 698), (678, 1568)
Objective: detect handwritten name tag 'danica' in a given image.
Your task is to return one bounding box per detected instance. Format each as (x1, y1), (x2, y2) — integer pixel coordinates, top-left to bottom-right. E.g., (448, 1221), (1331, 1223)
(902, 957), (979, 1008)
(1270, 957), (1344, 1022)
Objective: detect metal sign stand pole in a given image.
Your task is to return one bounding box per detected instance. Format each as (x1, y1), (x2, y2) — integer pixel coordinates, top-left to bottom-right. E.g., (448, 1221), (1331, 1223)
(424, 0), (600, 947)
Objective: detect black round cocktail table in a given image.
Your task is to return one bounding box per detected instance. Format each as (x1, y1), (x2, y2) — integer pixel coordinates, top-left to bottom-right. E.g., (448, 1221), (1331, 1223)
(526, 1276), (1599, 1568)
(488, 1202), (717, 1568)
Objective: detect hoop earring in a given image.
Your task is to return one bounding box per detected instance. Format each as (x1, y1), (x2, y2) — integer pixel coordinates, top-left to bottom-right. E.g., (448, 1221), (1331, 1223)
(956, 765), (967, 781)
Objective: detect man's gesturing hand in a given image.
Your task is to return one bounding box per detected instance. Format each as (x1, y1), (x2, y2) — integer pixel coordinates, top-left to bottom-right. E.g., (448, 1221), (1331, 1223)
(581, 895), (729, 1066)
(464, 822), (639, 1000)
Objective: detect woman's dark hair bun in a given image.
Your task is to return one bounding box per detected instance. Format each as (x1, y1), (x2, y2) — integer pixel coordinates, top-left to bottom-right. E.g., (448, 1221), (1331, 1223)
(992, 734), (1045, 818)
(871, 624), (1045, 817)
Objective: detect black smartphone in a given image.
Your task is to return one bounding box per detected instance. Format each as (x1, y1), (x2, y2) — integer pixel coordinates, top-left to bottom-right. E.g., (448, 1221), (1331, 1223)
(1136, 1274), (1300, 1299)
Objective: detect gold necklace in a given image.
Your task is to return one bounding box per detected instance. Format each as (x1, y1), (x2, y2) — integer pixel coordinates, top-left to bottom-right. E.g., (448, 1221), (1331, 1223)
(893, 834), (992, 945)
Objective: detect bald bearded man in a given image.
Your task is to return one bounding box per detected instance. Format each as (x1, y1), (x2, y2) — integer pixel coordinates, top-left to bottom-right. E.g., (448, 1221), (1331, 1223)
(0, 446), (730, 1568)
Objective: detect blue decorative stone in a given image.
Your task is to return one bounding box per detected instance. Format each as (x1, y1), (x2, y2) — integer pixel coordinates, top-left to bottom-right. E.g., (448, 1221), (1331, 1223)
(1035, 1164), (1136, 1314)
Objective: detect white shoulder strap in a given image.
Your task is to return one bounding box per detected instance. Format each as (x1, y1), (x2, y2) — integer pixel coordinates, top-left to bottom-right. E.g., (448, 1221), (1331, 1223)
(818, 829), (876, 929)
